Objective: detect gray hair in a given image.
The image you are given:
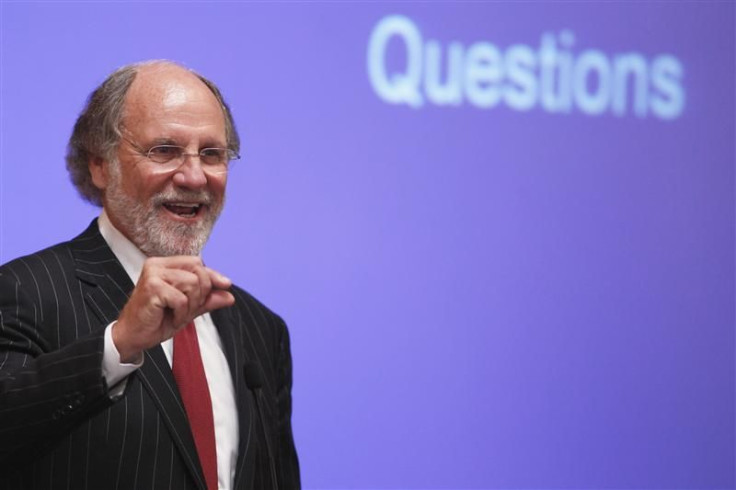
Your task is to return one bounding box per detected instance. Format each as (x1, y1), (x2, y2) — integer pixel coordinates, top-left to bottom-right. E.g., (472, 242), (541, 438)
(65, 60), (240, 206)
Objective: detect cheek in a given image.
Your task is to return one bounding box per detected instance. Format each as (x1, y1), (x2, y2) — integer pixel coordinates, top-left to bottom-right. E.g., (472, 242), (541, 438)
(209, 174), (227, 199)
(128, 171), (170, 199)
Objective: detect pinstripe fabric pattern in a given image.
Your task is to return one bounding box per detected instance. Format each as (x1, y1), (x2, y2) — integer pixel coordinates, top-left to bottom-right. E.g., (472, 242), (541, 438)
(0, 220), (300, 489)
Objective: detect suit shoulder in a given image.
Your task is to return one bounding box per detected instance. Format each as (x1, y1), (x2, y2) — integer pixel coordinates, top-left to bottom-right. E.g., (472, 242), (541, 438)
(229, 284), (287, 328)
(0, 220), (98, 293)
(0, 240), (77, 287)
(230, 284), (283, 319)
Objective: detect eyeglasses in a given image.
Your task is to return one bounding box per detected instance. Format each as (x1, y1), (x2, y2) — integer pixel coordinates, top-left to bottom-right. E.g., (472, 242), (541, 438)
(124, 137), (240, 174)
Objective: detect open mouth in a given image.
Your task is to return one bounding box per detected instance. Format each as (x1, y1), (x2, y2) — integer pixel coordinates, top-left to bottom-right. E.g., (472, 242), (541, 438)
(162, 202), (204, 218)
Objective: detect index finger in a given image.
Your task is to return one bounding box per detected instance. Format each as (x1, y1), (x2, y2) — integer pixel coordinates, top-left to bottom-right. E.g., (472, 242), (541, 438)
(205, 267), (232, 290)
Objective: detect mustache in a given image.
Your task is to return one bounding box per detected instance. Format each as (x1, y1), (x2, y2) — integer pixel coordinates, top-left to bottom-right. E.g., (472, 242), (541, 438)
(151, 189), (213, 206)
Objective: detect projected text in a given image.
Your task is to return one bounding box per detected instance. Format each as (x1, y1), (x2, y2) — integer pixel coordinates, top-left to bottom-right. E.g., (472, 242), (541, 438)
(367, 15), (685, 119)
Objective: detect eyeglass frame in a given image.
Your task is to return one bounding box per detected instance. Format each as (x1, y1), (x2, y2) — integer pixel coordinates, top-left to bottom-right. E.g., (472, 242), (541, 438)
(121, 136), (240, 173)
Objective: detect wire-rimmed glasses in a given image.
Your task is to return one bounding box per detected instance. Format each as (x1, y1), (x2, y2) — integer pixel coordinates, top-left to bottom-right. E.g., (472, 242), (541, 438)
(124, 137), (240, 175)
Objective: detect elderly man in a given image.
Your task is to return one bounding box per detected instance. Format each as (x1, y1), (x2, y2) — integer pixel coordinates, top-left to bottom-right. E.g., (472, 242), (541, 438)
(0, 61), (300, 489)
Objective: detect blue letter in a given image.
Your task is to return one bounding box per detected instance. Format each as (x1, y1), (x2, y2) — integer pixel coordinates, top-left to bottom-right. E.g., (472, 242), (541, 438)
(612, 54), (649, 117)
(573, 50), (611, 115)
(650, 55), (684, 120)
(505, 44), (538, 111)
(464, 42), (504, 108)
(425, 41), (464, 105)
(367, 15), (424, 108)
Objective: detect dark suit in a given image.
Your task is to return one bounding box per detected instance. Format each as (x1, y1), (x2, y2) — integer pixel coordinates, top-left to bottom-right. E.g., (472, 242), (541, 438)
(0, 220), (300, 489)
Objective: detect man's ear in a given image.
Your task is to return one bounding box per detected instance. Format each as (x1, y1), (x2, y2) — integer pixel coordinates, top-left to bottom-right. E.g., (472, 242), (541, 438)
(89, 156), (109, 191)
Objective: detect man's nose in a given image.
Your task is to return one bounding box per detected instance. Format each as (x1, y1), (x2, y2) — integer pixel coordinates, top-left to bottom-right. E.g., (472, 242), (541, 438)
(171, 154), (208, 189)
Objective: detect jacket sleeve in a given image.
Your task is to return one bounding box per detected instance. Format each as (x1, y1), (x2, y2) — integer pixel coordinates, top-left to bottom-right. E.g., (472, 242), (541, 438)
(0, 268), (114, 466)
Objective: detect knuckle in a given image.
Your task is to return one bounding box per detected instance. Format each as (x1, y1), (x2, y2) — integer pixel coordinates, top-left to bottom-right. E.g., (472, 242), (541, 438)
(184, 256), (202, 268)
(147, 276), (165, 290)
(172, 295), (188, 311)
(144, 257), (161, 267)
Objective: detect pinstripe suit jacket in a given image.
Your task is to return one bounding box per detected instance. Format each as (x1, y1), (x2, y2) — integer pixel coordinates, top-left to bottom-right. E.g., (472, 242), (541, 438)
(0, 220), (300, 489)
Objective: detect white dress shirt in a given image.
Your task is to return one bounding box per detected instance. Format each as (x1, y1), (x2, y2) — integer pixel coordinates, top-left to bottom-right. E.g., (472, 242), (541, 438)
(98, 210), (239, 490)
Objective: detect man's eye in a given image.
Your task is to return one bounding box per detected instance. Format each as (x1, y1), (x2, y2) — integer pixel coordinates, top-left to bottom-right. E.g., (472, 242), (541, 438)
(147, 145), (182, 162)
(150, 146), (179, 156)
(200, 148), (226, 163)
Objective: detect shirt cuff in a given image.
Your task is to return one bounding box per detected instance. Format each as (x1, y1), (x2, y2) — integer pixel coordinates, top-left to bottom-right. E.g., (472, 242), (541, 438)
(102, 322), (144, 397)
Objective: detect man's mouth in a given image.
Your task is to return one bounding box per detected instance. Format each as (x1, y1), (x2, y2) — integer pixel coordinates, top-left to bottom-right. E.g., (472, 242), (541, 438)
(162, 202), (204, 218)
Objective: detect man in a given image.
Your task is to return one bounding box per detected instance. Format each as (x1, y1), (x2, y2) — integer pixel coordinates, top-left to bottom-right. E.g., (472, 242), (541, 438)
(0, 61), (300, 489)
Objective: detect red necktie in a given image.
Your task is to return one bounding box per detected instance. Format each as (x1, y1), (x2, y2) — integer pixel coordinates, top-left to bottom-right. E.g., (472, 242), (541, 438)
(172, 322), (218, 490)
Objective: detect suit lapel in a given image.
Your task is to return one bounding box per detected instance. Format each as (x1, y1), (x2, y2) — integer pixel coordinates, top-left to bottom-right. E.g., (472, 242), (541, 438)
(71, 221), (134, 327)
(69, 220), (208, 490)
(211, 305), (256, 490)
(136, 348), (207, 489)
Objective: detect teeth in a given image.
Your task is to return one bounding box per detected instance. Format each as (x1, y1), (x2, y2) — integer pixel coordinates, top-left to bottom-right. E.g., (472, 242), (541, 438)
(168, 203), (200, 208)
(163, 202), (202, 217)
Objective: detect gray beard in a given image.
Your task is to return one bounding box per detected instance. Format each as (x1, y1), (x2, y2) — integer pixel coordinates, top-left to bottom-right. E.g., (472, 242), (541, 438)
(105, 164), (222, 257)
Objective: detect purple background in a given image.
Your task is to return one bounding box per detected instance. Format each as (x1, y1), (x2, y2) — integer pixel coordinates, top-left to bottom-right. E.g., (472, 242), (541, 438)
(1, 2), (734, 488)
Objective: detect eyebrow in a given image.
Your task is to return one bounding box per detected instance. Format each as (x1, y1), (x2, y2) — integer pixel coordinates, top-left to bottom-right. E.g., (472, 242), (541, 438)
(147, 137), (228, 149)
(148, 137), (181, 147)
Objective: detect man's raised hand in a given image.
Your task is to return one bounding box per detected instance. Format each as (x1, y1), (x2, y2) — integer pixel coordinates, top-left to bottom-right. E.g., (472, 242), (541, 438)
(112, 256), (235, 363)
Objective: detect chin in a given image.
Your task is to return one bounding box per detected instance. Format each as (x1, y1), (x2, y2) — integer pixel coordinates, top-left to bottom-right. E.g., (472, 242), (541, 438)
(138, 213), (215, 257)
(109, 201), (219, 257)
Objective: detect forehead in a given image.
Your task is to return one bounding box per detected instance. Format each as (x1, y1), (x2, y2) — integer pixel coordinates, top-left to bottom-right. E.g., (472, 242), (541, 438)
(122, 65), (227, 144)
